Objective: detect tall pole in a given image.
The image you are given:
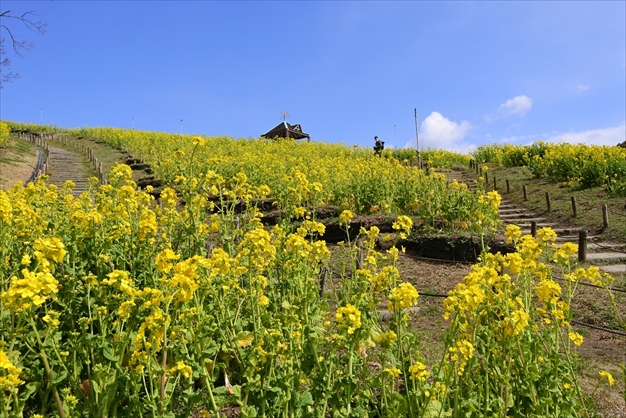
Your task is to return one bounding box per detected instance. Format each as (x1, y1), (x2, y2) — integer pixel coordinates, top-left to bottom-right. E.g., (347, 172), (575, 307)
(179, 119), (183, 148)
(414, 108), (421, 168)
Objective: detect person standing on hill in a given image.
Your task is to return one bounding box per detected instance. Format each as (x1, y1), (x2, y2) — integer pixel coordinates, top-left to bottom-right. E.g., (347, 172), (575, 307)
(374, 136), (384, 156)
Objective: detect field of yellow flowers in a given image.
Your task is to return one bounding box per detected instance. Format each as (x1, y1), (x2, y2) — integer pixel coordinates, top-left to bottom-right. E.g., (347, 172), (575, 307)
(0, 122), (11, 148)
(472, 141), (626, 196)
(0, 124), (622, 417)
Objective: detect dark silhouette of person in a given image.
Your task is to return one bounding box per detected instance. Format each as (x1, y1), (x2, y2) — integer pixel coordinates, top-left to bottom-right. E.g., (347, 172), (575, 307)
(374, 136), (384, 156)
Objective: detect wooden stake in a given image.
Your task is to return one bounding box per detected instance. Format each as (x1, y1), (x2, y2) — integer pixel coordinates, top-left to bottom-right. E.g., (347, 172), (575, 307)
(578, 230), (587, 262)
(571, 196), (577, 218)
(357, 238), (365, 270)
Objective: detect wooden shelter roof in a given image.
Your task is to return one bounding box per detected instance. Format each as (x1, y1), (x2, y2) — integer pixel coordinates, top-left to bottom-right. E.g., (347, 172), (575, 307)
(261, 121), (310, 140)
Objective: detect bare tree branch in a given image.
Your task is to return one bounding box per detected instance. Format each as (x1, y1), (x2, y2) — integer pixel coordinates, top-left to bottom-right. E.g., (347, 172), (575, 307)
(0, 10), (47, 87)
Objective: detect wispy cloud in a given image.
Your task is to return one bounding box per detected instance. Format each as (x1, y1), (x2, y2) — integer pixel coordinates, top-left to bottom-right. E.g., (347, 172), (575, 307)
(405, 111), (474, 153)
(496, 123), (625, 147)
(498, 95), (533, 117)
(576, 84), (590, 92)
(544, 123), (625, 146)
(485, 95), (533, 122)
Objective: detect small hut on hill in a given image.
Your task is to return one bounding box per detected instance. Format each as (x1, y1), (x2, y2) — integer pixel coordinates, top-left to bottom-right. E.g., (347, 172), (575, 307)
(261, 121), (310, 141)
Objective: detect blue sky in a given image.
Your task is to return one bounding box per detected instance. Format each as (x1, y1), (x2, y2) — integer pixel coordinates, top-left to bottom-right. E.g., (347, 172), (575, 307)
(1, 1), (624, 153)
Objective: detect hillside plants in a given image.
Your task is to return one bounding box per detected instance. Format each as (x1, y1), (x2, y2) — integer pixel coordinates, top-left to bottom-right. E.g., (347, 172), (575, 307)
(0, 159), (619, 416)
(472, 142), (626, 197)
(0, 122), (10, 148)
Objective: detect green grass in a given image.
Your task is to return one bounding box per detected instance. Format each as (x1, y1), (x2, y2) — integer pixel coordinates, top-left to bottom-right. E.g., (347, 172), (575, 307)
(0, 137), (37, 164)
(482, 164), (626, 243)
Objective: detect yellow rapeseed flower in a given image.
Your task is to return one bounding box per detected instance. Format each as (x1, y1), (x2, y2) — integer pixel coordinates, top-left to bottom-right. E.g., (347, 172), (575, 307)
(599, 371), (615, 386)
(387, 282), (419, 312)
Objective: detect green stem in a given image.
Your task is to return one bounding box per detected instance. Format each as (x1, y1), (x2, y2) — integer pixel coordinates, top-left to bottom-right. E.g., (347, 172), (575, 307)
(30, 321), (66, 418)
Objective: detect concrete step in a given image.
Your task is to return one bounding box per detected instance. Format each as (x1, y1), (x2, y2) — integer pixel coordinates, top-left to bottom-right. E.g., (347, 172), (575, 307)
(520, 227), (586, 237)
(598, 264), (626, 274)
(500, 216), (548, 222)
(586, 252), (626, 261)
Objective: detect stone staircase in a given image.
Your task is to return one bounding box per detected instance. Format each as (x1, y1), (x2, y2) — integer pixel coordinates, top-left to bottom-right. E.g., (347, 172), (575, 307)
(45, 145), (94, 197)
(438, 166), (626, 276)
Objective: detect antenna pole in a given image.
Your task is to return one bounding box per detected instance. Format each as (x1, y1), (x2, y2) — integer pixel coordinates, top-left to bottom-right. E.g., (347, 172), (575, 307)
(179, 119), (183, 147)
(414, 108), (421, 168)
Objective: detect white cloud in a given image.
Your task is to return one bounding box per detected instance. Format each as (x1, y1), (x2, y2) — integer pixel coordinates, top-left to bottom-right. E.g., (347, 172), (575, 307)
(576, 84), (590, 92)
(498, 95), (532, 117)
(404, 111), (474, 153)
(544, 123), (625, 146)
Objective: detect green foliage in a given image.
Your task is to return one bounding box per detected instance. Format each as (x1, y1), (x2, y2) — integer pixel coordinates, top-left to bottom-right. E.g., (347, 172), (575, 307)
(473, 140), (626, 192)
(0, 121), (10, 147)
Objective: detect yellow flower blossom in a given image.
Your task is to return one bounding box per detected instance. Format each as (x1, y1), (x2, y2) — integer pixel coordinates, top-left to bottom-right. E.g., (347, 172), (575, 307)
(599, 371), (614, 386)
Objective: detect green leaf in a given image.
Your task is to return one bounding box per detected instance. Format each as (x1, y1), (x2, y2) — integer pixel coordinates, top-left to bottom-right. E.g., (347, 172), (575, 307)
(103, 345), (119, 362)
(297, 391), (314, 407)
(51, 369), (68, 386)
(423, 400), (452, 418)
(235, 331), (254, 348)
(91, 379), (101, 395)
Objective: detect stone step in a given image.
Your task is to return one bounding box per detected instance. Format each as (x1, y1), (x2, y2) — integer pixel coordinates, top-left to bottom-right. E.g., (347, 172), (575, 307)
(520, 227), (586, 237)
(512, 220), (555, 226)
(499, 208), (527, 213)
(586, 252), (626, 261)
(500, 215), (547, 221)
(599, 264), (626, 274)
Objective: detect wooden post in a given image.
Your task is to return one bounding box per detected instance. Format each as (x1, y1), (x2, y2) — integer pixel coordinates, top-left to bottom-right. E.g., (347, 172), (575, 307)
(531, 221), (537, 237)
(545, 192), (551, 212)
(602, 204), (609, 229)
(523, 185), (528, 201)
(357, 238), (365, 270)
(319, 266), (328, 298)
(571, 196), (577, 218)
(506, 179), (510, 194)
(493, 177), (497, 190)
(578, 230), (587, 262)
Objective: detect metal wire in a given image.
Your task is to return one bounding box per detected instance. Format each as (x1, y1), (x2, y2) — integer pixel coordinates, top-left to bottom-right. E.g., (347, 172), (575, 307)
(571, 320), (626, 337)
(585, 239), (626, 255)
(399, 252), (473, 265)
(552, 274), (626, 294)
(419, 292), (449, 298)
(608, 209), (626, 218)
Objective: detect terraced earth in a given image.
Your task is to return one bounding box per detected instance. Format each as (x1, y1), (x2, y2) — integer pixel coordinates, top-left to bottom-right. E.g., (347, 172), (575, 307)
(5, 132), (626, 416)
